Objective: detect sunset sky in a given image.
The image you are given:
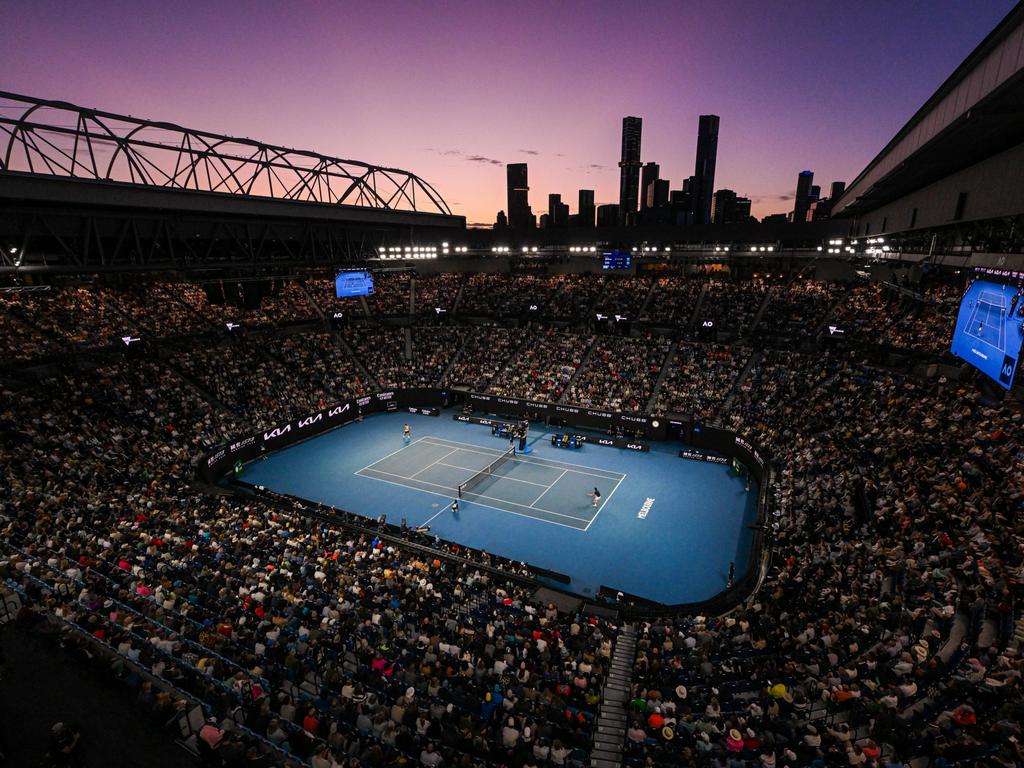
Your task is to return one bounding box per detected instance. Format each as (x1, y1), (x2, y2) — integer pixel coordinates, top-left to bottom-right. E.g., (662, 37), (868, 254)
(5, 0), (1016, 225)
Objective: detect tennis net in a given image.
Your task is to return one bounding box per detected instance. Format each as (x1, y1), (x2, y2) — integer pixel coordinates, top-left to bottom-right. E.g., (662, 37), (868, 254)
(458, 447), (515, 498)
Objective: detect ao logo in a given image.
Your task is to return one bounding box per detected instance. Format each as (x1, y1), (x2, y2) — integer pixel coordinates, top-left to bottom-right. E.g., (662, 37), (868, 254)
(1000, 355), (1016, 384)
(702, 320), (714, 328)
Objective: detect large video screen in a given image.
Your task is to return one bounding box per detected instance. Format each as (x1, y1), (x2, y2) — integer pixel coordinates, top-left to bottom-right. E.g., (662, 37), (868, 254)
(335, 271), (375, 298)
(950, 277), (1024, 389)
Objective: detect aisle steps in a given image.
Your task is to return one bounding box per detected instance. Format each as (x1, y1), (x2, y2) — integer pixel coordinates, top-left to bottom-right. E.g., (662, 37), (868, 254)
(591, 623), (637, 768)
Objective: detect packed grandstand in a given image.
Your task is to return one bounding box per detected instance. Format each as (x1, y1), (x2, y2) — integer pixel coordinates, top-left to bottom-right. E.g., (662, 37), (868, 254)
(1, 269), (1022, 768)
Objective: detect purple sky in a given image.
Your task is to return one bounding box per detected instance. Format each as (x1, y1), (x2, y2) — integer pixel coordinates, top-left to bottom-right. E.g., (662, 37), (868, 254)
(5, 0), (1016, 224)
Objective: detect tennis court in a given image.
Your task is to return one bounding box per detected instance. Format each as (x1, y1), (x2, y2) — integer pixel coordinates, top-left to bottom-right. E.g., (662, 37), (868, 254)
(355, 436), (624, 530)
(965, 289), (1007, 350)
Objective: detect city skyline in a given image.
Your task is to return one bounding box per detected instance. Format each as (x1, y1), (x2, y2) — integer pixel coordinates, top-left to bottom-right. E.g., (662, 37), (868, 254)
(4, 0), (1016, 225)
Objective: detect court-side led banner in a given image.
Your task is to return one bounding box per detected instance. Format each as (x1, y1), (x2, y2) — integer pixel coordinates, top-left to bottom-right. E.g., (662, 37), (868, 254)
(950, 277), (1024, 389)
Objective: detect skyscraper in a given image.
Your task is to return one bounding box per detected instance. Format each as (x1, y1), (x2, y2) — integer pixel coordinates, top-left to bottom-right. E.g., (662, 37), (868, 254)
(506, 163), (533, 229)
(618, 116), (642, 225)
(647, 179), (670, 210)
(711, 189), (737, 224)
(577, 189), (595, 227)
(793, 170), (814, 223)
(547, 193), (569, 228)
(692, 115), (720, 225)
(640, 161), (660, 211)
(830, 181), (846, 201)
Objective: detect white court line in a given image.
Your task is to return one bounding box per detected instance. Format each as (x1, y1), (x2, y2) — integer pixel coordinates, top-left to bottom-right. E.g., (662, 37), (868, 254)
(584, 473), (626, 532)
(356, 467), (593, 523)
(410, 448), (460, 479)
(420, 506), (449, 527)
(421, 436), (624, 482)
(355, 435), (428, 474)
(529, 468), (568, 509)
(434, 460), (551, 488)
(353, 469), (590, 531)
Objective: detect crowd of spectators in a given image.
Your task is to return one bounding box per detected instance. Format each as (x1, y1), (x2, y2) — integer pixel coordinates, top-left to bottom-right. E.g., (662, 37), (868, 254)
(593, 278), (652, 320)
(878, 283), (962, 355)
(171, 332), (364, 429)
(653, 343), (752, 420)
(756, 280), (845, 340)
(488, 330), (593, 403)
(0, 362), (617, 768)
(443, 327), (524, 391)
(415, 274), (464, 317)
(365, 273), (413, 317)
(566, 334), (671, 412)
(627, 356), (1023, 767)
(701, 280), (769, 339)
(2, 271), (1022, 768)
(645, 276), (706, 327)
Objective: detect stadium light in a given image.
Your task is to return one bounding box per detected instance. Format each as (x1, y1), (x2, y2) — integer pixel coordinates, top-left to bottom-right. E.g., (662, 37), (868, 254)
(750, 247), (757, 253)
(724, 247), (729, 252)
(817, 246), (823, 251)
(767, 246), (774, 252)
(531, 247), (538, 253)
(522, 246), (529, 252)
(7, 247), (15, 254)
(589, 246), (596, 252)
(442, 242), (449, 247)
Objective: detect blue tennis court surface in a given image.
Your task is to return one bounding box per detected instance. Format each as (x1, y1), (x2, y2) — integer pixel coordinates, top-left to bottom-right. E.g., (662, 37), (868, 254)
(238, 410), (758, 604)
(965, 289), (1007, 350)
(356, 436), (623, 530)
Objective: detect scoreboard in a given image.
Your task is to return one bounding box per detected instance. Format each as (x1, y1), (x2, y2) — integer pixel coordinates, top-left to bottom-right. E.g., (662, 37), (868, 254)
(602, 251), (632, 270)
(335, 271), (375, 298)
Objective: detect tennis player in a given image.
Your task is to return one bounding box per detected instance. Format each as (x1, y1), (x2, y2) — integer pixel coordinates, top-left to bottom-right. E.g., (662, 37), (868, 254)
(588, 487), (601, 508)
(403, 423), (411, 443)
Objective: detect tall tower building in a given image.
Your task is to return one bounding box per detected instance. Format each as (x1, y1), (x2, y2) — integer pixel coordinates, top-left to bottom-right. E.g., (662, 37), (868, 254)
(640, 161), (660, 211)
(830, 181), (846, 201)
(506, 163), (533, 229)
(793, 170), (814, 223)
(692, 115), (720, 225)
(618, 116), (643, 225)
(577, 189), (595, 227)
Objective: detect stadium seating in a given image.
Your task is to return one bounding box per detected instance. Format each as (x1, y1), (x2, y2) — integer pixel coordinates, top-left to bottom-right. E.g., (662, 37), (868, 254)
(1, 269), (1020, 768)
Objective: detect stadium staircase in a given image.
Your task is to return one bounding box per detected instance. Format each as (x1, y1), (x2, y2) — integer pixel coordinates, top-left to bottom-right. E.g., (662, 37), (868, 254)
(409, 276), (417, 315)
(645, 340), (679, 413)
(404, 327), (413, 360)
(358, 295), (371, 317)
(813, 285), (852, 338)
(439, 333), (469, 385)
(721, 349), (762, 412)
(636, 280), (658, 321)
(451, 280), (466, 317)
(592, 623), (636, 768)
(685, 283), (709, 335)
(745, 286), (776, 339)
(162, 358), (237, 416)
(299, 280), (325, 319)
(557, 336), (599, 404)
(335, 332), (376, 388)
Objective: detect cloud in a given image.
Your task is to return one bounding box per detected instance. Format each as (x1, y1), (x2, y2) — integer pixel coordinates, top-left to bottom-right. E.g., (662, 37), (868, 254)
(518, 149), (540, 156)
(429, 148), (503, 165)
